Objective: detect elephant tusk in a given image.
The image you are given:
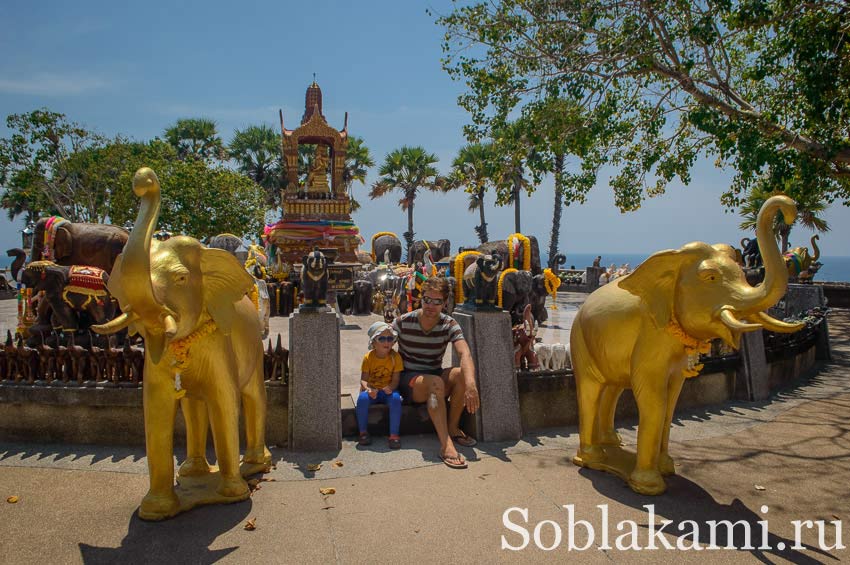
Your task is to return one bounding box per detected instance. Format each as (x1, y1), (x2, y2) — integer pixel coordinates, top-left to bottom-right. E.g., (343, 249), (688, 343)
(752, 311), (805, 333)
(91, 310), (139, 335)
(719, 308), (762, 332)
(163, 314), (178, 338)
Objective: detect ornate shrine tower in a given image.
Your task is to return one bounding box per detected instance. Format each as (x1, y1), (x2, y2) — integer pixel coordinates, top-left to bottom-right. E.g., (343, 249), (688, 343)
(265, 81), (361, 265)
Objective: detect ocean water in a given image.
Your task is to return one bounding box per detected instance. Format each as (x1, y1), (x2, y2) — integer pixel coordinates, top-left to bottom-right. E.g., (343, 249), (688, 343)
(562, 252), (850, 284)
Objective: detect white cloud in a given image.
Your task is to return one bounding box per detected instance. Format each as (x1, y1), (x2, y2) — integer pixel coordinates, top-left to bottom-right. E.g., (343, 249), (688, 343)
(0, 72), (111, 96)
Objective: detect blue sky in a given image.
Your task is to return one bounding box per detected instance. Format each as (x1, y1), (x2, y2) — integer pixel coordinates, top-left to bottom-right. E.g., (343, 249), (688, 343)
(2, 0), (849, 259)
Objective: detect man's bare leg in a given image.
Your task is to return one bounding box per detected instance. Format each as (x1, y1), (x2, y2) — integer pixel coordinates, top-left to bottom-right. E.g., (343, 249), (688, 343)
(443, 367), (469, 437)
(411, 374), (462, 463)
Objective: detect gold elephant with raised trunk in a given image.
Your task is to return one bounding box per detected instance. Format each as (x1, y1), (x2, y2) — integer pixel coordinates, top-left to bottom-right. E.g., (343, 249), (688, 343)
(93, 167), (270, 521)
(570, 195), (804, 495)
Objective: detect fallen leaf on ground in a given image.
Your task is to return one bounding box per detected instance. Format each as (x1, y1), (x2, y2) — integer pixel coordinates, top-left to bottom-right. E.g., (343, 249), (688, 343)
(333, 461), (344, 467)
(244, 518), (256, 531)
(754, 485), (766, 491)
(369, 471), (376, 475)
(248, 479), (260, 488)
(833, 514), (840, 520)
(307, 463), (322, 472)
(319, 487), (336, 495)
(6, 496), (18, 503)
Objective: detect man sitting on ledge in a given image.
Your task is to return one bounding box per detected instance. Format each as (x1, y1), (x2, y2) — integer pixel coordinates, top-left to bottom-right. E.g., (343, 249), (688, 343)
(393, 277), (480, 469)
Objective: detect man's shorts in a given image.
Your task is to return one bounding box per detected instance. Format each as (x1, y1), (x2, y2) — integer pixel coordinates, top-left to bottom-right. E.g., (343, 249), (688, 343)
(398, 368), (444, 404)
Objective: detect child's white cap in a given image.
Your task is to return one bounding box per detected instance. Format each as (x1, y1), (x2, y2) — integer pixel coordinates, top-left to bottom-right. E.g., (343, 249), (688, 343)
(367, 321), (397, 349)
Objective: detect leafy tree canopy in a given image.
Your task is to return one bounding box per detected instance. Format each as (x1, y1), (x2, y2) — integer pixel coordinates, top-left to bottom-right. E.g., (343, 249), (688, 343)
(164, 117), (226, 163)
(437, 0), (850, 212)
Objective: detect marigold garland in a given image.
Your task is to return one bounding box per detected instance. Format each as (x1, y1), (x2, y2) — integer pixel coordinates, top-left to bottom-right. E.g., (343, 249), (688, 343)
(249, 284), (260, 311)
(453, 251), (482, 304)
(507, 233), (531, 271)
(370, 231), (400, 262)
(168, 319), (218, 397)
(666, 318), (711, 378)
(543, 268), (561, 309)
(497, 268), (518, 308)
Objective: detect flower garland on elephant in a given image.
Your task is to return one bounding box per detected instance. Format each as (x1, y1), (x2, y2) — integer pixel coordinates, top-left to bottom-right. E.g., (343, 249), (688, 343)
(543, 268), (561, 310)
(506, 233), (531, 271)
(370, 231), (400, 263)
(666, 319), (712, 378)
(168, 319), (218, 398)
(453, 250), (482, 304)
(497, 268), (518, 308)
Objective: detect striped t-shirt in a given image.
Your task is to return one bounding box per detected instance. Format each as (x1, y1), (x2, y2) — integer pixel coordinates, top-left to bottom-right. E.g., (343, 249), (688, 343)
(392, 311), (464, 373)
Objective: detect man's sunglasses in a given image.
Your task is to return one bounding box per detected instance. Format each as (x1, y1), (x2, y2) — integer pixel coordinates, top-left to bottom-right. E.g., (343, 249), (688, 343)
(375, 336), (396, 343)
(422, 296), (445, 306)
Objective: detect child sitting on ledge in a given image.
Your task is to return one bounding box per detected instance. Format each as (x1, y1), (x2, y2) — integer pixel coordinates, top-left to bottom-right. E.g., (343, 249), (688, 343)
(357, 321), (404, 449)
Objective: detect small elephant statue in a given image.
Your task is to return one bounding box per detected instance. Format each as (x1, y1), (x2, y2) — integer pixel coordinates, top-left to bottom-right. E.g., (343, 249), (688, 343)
(300, 248), (328, 311)
(31, 216), (129, 274)
(92, 168), (270, 521)
(550, 343), (569, 370)
(20, 261), (116, 340)
(512, 304), (539, 369)
(571, 195), (804, 496)
(462, 253), (502, 309)
(534, 342), (553, 370)
(784, 235), (821, 282)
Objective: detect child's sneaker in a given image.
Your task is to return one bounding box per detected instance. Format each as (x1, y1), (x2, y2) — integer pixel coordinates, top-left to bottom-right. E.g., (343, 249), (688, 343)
(388, 435), (401, 449)
(358, 433), (372, 446)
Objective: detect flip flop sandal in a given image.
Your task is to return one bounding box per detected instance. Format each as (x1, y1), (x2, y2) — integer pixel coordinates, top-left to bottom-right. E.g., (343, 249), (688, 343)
(451, 433), (478, 448)
(440, 453), (468, 469)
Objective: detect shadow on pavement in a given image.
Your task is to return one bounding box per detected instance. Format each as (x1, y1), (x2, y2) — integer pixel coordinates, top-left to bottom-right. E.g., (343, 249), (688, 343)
(79, 499), (252, 564)
(583, 469), (839, 563)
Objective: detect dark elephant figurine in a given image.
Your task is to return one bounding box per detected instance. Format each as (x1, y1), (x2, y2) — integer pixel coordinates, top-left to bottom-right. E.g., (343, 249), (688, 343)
(530, 274), (549, 325)
(352, 280), (374, 315)
(499, 269), (534, 325)
(740, 237), (762, 269)
(371, 234), (402, 264)
(31, 217), (129, 274)
(7, 248), (26, 280)
(462, 253), (502, 309)
(300, 249), (328, 310)
(409, 239), (452, 266)
(477, 235), (542, 275)
(548, 253), (567, 274)
(20, 261), (116, 338)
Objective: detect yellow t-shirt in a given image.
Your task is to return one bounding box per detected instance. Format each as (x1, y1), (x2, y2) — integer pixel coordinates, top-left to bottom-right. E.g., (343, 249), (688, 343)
(361, 350), (403, 390)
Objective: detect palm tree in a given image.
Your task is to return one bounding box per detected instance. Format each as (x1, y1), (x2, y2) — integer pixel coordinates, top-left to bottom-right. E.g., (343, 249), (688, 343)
(548, 153), (565, 266)
(370, 146), (445, 260)
(739, 187), (830, 253)
(496, 157), (531, 234)
(164, 118), (225, 162)
(342, 136), (375, 213)
(450, 143), (494, 244)
(228, 125), (283, 209)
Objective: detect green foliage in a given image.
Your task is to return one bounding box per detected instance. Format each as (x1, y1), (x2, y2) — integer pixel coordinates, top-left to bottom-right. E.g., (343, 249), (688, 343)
(343, 136), (375, 213)
(0, 108), (106, 221)
(739, 187), (830, 253)
(449, 142), (497, 243)
(228, 124), (284, 208)
(370, 146), (446, 256)
(438, 0), (850, 212)
(164, 117), (226, 163)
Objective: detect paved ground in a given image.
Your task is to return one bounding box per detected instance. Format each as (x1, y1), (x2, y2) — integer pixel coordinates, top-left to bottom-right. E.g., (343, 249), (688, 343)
(0, 298), (848, 563)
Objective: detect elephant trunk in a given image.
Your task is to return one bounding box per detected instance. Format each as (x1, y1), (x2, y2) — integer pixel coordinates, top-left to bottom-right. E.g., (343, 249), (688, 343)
(740, 195), (797, 314)
(811, 234), (820, 262)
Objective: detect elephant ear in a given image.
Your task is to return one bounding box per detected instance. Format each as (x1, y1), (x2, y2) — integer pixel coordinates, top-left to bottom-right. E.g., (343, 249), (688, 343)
(201, 247), (255, 335)
(618, 248), (687, 329)
(53, 224), (72, 260)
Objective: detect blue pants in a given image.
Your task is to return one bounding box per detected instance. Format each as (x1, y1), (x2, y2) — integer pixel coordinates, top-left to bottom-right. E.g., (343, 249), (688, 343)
(356, 390), (402, 436)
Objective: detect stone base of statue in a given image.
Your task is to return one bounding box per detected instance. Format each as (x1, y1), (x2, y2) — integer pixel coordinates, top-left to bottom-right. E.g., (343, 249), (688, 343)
(572, 445), (666, 495)
(452, 309), (522, 442)
(289, 309), (341, 451)
(162, 460), (270, 520)
(737, 329), (770, 401)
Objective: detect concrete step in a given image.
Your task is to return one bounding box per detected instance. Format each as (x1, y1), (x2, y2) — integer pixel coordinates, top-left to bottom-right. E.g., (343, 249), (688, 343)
(340, 393), (436, 438)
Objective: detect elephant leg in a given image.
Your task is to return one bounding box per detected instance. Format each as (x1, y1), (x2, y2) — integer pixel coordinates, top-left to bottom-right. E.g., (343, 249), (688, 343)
(206, 378), (249, 499)
(574, 376), (605, 463)
(140, 376), (180, 520)
(241, 355), (271, 468)
(629, 375), (668, 495)
(597, 385), (624, 446)
(178, 396), (211, 477)
(658, 373), (686, 476)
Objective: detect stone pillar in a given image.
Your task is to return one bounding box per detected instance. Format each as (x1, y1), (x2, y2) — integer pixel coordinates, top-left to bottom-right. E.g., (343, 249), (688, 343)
(452, 309), (523, 442)
(585, 266), (605, 293)
(288, 309), (341, 451)
(737, 329), (770, 401)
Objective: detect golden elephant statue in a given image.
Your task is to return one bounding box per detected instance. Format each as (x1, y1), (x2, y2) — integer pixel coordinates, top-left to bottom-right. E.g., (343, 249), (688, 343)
(570, 195), (803, 495)
(785, 234), (821, 282)
(93, 167), (270, 521)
